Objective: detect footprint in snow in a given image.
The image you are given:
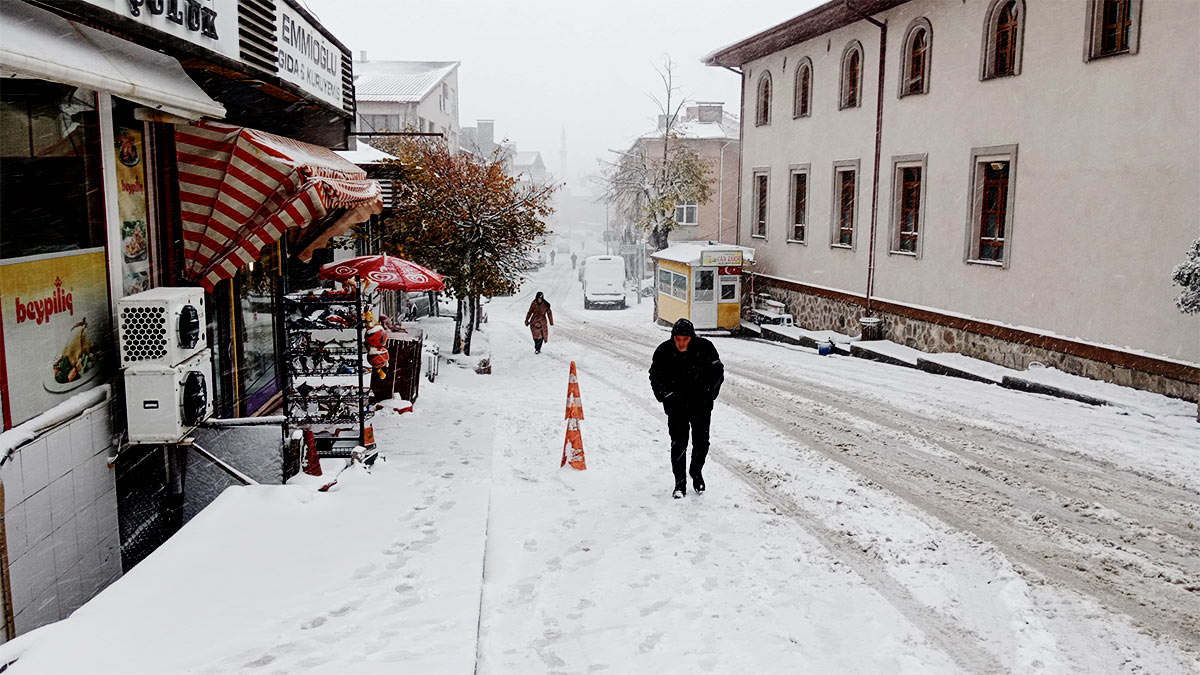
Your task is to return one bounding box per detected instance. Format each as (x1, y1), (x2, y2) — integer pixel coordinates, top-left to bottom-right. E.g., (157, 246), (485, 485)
(638, 632), (664, 653)
(300, 616), (327, 630)
(640, 600), (669, 616)
(524, 539), (538, 552)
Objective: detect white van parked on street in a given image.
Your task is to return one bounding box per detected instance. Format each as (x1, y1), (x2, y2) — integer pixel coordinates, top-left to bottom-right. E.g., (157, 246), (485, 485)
(582, 255), (627, 309)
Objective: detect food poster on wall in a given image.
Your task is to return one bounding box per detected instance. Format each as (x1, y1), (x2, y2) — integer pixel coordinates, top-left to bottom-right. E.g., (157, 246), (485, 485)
(115, 126), (151, 296)
(0, 251), (112, 428)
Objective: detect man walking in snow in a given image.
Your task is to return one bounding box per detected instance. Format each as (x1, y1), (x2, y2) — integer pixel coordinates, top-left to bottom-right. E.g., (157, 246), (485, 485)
(649, 318), (724, 499)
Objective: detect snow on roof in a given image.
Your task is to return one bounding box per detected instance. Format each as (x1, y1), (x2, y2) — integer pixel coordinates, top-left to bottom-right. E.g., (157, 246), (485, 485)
(651, 242), (755, 265)
(354, 61), (459, 103)
(639, 109), (739, 141)
(335, 141), (398, 165)
(510, 151), (543, 167)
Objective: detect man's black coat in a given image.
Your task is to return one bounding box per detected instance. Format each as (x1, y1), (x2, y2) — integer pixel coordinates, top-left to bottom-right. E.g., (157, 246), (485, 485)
(649, 336), (724, 413)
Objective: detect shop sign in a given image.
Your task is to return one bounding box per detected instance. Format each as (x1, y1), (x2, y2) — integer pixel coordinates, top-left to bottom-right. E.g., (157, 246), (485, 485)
(277, 3), (344, 109)
(115, 126), (153, 296)
(78, 0), (239, 60)
(0, 251), (113, 428)
(701, 250), (743, 267)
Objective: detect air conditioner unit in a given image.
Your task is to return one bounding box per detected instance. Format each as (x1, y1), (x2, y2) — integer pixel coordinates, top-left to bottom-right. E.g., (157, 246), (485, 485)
(124, 349), (213, 444)
(118, 287), (206, 367)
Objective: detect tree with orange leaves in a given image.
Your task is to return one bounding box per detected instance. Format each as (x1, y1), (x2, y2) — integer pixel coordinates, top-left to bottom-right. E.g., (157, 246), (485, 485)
(373, 135), (558, 355)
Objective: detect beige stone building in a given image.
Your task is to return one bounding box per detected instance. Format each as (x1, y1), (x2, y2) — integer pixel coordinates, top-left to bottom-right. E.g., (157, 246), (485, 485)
(706, 0), (1199, 398)
(630, 103), (740, 245)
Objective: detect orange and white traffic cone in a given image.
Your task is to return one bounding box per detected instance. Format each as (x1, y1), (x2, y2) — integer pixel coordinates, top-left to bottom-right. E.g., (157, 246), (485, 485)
(561, 361), (587, 470)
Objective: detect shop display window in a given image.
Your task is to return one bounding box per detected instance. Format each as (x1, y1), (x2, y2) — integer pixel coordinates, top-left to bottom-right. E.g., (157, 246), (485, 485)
(0, 81), (105, 260)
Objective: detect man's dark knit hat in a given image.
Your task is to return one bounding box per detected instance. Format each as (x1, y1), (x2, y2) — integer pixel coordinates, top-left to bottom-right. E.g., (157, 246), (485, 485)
(671, 318), (696, 337)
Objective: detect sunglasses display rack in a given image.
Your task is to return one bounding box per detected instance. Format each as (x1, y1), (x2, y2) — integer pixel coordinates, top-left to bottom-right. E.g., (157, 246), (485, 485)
(280, 288), (377, 460)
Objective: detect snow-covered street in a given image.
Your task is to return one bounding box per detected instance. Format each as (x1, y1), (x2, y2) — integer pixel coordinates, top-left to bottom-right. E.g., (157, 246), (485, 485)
(2, 259), (1198, 674)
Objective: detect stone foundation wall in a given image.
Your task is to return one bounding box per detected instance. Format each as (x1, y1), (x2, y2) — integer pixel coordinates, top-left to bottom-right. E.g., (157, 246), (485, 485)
(751, 277), (1199, 402)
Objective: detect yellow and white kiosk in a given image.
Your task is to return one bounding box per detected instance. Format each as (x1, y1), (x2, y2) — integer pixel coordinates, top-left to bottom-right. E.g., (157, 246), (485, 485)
(651, 242), (755, 330)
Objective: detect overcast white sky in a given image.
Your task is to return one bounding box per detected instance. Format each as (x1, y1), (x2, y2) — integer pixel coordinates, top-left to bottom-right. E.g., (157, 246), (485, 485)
(304, 0), (823, 191)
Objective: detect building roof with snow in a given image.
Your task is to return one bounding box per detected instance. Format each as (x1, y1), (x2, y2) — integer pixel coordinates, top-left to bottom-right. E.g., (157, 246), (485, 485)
(354, 61), (460, 103)
(641, 103), (739, 141)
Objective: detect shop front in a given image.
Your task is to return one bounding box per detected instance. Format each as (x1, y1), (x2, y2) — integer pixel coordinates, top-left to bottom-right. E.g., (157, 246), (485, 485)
(651, 243), (755, 331)
(0, 0), (370, 638)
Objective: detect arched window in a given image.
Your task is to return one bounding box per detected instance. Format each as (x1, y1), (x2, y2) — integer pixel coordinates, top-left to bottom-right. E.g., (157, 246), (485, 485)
(756, 72), (772, 126)
(899, 19), (932, 97)
(840, 41), (864, 110)
(1086, 0), (1142, 60)
(793, 58), (813, 118)
(981, 0), (1025, 80)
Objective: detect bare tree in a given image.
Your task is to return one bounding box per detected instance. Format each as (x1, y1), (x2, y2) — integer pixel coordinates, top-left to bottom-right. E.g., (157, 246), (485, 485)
(597, 56), (714, 252)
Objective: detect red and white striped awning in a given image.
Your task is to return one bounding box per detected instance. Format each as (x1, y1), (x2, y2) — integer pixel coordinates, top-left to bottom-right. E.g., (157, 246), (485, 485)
(176, 120), (382, 291)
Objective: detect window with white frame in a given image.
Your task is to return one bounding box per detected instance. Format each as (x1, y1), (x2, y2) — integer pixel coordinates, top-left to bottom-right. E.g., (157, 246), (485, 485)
(793, 58), (813, 118)
(831, 160), (860, 248)
(719, 278), (738, 303)
(981, 0), (1025, 80)
(1086, 0), (1142, 60)
(658, 268), (689, 301)
(965, 145), (1017, 265)
(840, 41), (864, 109)
(671, 270), (688, 300)
(788, 165), (809, 242)
(756, 72), (773, 126)
(890, 154), (927, 255)
(900, 19), (933, 97)
(752, 171), (769, 238)
(674, 201), (698, 226)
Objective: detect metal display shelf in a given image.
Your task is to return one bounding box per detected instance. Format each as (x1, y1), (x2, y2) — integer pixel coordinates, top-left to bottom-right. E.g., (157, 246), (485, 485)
(280, 289), (376, 460)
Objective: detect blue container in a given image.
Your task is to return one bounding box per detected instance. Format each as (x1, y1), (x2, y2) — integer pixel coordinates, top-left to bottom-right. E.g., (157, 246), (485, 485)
(817, 341), (834, 356)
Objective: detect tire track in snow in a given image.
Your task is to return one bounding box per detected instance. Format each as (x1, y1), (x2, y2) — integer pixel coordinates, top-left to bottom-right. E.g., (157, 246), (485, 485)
(555, 321), (1200, 657)
(543, 323), (1008, 674)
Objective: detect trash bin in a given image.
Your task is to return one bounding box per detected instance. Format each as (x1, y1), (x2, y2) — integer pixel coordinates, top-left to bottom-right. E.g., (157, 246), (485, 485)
(370, 328), (423, 403)
(859, 316), (883, 341)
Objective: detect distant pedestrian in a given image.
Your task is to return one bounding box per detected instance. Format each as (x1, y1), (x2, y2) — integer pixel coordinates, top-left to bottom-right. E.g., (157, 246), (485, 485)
(649, 319), (724, 498)
(525, 291), (554, 354)
(550, 250), (557, 265)
(570, 252), (578, 269)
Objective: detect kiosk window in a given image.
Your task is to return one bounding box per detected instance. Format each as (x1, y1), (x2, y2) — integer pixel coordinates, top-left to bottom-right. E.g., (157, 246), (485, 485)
(694, 270), (714, 301)
(671, 272), (687, 300)
(720, 281), (737, 301)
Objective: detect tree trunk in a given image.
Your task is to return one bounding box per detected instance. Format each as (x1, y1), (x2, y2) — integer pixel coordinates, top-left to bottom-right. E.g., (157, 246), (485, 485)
(452, 297), (464, 354)
(463, 293), (476, 356)
(474, 295), (484, 330)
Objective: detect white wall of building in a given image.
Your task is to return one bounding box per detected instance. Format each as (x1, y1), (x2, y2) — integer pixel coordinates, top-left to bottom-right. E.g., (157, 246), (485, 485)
(1, 399), (121, 638)
(739, 0), (1200, 362)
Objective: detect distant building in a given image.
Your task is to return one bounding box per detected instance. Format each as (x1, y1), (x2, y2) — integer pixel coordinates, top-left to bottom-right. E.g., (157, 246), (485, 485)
(705, 0), (1199, 399)
(354, 57), (460, 151)
(632, 102), (741, 244)
(510, 151), (548, 183)
(460, 119), (505, 159)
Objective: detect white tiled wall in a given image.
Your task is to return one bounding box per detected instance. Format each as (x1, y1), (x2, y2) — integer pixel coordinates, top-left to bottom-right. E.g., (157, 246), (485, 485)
(1, 401), (121, 640)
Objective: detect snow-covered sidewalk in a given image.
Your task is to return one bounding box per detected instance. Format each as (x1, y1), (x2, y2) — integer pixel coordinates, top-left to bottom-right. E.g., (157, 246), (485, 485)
(0, 372), (496, 674)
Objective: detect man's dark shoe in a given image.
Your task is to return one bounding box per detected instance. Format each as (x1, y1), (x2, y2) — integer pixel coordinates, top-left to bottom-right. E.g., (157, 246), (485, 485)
(673, 480), (687, 499)
(691, 471), (705, 493)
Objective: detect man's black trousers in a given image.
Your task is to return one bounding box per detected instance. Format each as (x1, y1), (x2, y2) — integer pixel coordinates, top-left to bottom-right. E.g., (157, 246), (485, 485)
(667, 407), (710, 487)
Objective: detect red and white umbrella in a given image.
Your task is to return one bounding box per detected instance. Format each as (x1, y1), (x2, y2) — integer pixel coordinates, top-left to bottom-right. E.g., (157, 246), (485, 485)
(318, 254), (445, 292)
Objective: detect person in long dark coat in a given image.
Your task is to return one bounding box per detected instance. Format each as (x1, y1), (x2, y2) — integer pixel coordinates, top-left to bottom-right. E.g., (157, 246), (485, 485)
(649, 318), (724, 498)
(525, 291), (554, 354)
